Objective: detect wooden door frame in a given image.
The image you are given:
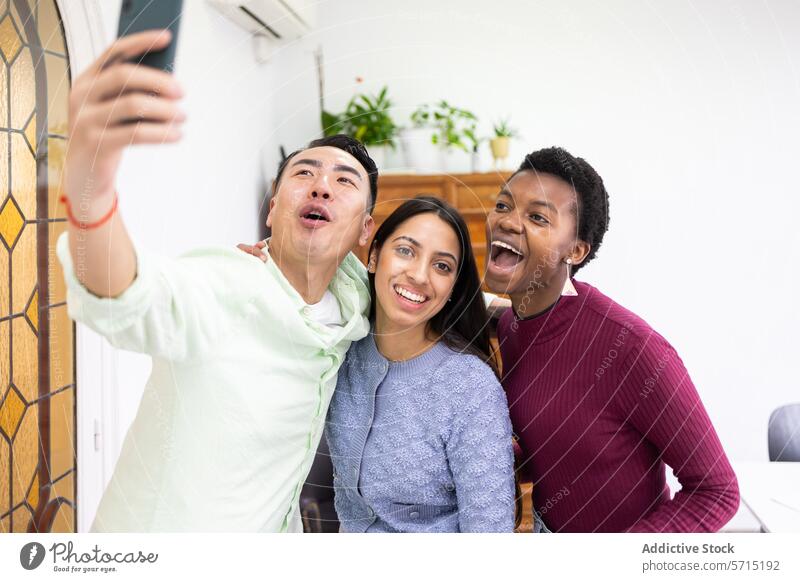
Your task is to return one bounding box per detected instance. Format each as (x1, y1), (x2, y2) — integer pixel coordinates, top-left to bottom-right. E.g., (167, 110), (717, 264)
(55, 0), (120, 533)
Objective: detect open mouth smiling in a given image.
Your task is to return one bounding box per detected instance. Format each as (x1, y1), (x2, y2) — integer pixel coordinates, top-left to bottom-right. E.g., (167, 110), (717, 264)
(489, 240), (525, 270)
(393, 284), (429, 305)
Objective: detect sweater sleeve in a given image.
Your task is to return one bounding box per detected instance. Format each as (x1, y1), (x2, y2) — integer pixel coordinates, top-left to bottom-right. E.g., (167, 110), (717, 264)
(56, 232), (248, 361)
(614, 332), (739, 532)
(446, 363), (516, 532)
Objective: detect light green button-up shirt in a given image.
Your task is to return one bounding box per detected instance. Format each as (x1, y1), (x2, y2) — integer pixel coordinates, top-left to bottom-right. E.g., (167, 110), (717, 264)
(56, 233), (370, 532)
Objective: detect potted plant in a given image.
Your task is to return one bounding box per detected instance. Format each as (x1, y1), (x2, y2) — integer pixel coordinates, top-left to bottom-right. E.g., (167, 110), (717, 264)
(321, 85), (398, 168)
(397, 104), (439, 173)
(490, 118), (518, 169)
(400, 101), (479, 173)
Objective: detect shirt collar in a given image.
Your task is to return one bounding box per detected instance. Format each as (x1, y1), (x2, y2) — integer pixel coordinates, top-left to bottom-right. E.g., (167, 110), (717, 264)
(262, 238), (371, 344)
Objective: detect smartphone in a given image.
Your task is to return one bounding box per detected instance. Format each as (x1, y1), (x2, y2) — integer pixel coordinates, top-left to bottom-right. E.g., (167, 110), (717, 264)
(117, 0), (183, 72)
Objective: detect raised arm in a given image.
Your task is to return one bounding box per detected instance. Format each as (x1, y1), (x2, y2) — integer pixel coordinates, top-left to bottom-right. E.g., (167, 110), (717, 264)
(64, 30), (185, 297)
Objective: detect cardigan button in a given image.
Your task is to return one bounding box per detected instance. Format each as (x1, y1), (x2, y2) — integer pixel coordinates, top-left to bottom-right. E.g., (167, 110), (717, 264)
(444, 483), (455, 492)
(367, 507), (375, 517)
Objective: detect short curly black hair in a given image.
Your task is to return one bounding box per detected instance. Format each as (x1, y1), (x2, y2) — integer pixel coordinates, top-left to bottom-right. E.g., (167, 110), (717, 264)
(512, 146), (610, 274)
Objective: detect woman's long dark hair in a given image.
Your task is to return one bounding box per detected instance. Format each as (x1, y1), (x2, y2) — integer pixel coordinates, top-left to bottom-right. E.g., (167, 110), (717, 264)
(367, 195), (497, 372)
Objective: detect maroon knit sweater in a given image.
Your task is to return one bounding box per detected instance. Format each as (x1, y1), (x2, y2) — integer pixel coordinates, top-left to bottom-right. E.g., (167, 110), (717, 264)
(498, 280), (739, 533)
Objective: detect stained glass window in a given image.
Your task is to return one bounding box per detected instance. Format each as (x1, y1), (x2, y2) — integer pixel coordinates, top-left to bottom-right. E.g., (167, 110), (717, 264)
(0, 0), (74, 533)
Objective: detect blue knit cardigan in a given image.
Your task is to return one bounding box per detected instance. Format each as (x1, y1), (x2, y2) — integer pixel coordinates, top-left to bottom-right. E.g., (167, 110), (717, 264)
(326, 334), (515, 532)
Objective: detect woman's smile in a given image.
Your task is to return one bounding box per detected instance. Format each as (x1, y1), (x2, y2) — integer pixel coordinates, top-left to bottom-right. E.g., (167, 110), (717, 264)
(392, 283), (430, 308)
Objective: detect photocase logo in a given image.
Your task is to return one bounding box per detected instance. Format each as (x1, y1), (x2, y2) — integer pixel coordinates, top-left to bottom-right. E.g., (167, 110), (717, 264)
(20, 542), (46, 570)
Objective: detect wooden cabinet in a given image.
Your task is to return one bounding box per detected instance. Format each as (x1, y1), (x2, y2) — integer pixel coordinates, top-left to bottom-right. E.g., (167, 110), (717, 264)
(358, 172), (512, 274)
(517, 482), (535, 533)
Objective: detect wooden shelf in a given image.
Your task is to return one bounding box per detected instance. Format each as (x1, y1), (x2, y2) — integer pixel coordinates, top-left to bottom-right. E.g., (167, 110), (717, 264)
(359, 172), (511, 265)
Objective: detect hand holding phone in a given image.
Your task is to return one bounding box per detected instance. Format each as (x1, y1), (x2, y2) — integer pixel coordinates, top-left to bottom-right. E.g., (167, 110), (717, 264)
(64, 30), (186, 209)
(117, 0), (183, 72)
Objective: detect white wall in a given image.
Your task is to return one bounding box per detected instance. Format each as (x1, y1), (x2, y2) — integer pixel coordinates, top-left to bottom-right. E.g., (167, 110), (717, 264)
(300, 0), (800, 463)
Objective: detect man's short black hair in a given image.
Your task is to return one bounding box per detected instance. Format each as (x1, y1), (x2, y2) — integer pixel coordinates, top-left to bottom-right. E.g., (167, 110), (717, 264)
(513, 146), (610, 274)
(274, 134), (378, 213)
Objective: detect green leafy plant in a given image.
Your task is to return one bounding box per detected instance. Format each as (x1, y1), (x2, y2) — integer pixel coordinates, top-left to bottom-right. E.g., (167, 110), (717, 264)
(322, 86), (397, 148)
(321, 109), (345, 137)
(410, 100), (479, 153)
(492, 118), (518, 138)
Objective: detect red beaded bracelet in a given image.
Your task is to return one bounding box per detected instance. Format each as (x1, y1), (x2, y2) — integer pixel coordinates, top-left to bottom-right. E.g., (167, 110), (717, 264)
(59, 194), (118, 230)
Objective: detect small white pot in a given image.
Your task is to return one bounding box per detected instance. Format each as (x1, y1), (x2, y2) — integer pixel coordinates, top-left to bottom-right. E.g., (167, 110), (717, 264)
(367, 144), (388, 170)
(440, 147), (472, 174)
(399, 127), (440, 173)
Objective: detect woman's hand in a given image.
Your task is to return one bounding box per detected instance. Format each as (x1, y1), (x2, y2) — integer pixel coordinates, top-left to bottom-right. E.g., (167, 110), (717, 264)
(236, 240), (269, 262)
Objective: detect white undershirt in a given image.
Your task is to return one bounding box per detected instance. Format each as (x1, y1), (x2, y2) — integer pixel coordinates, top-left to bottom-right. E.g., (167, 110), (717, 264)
(305, 289), (345, 329)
